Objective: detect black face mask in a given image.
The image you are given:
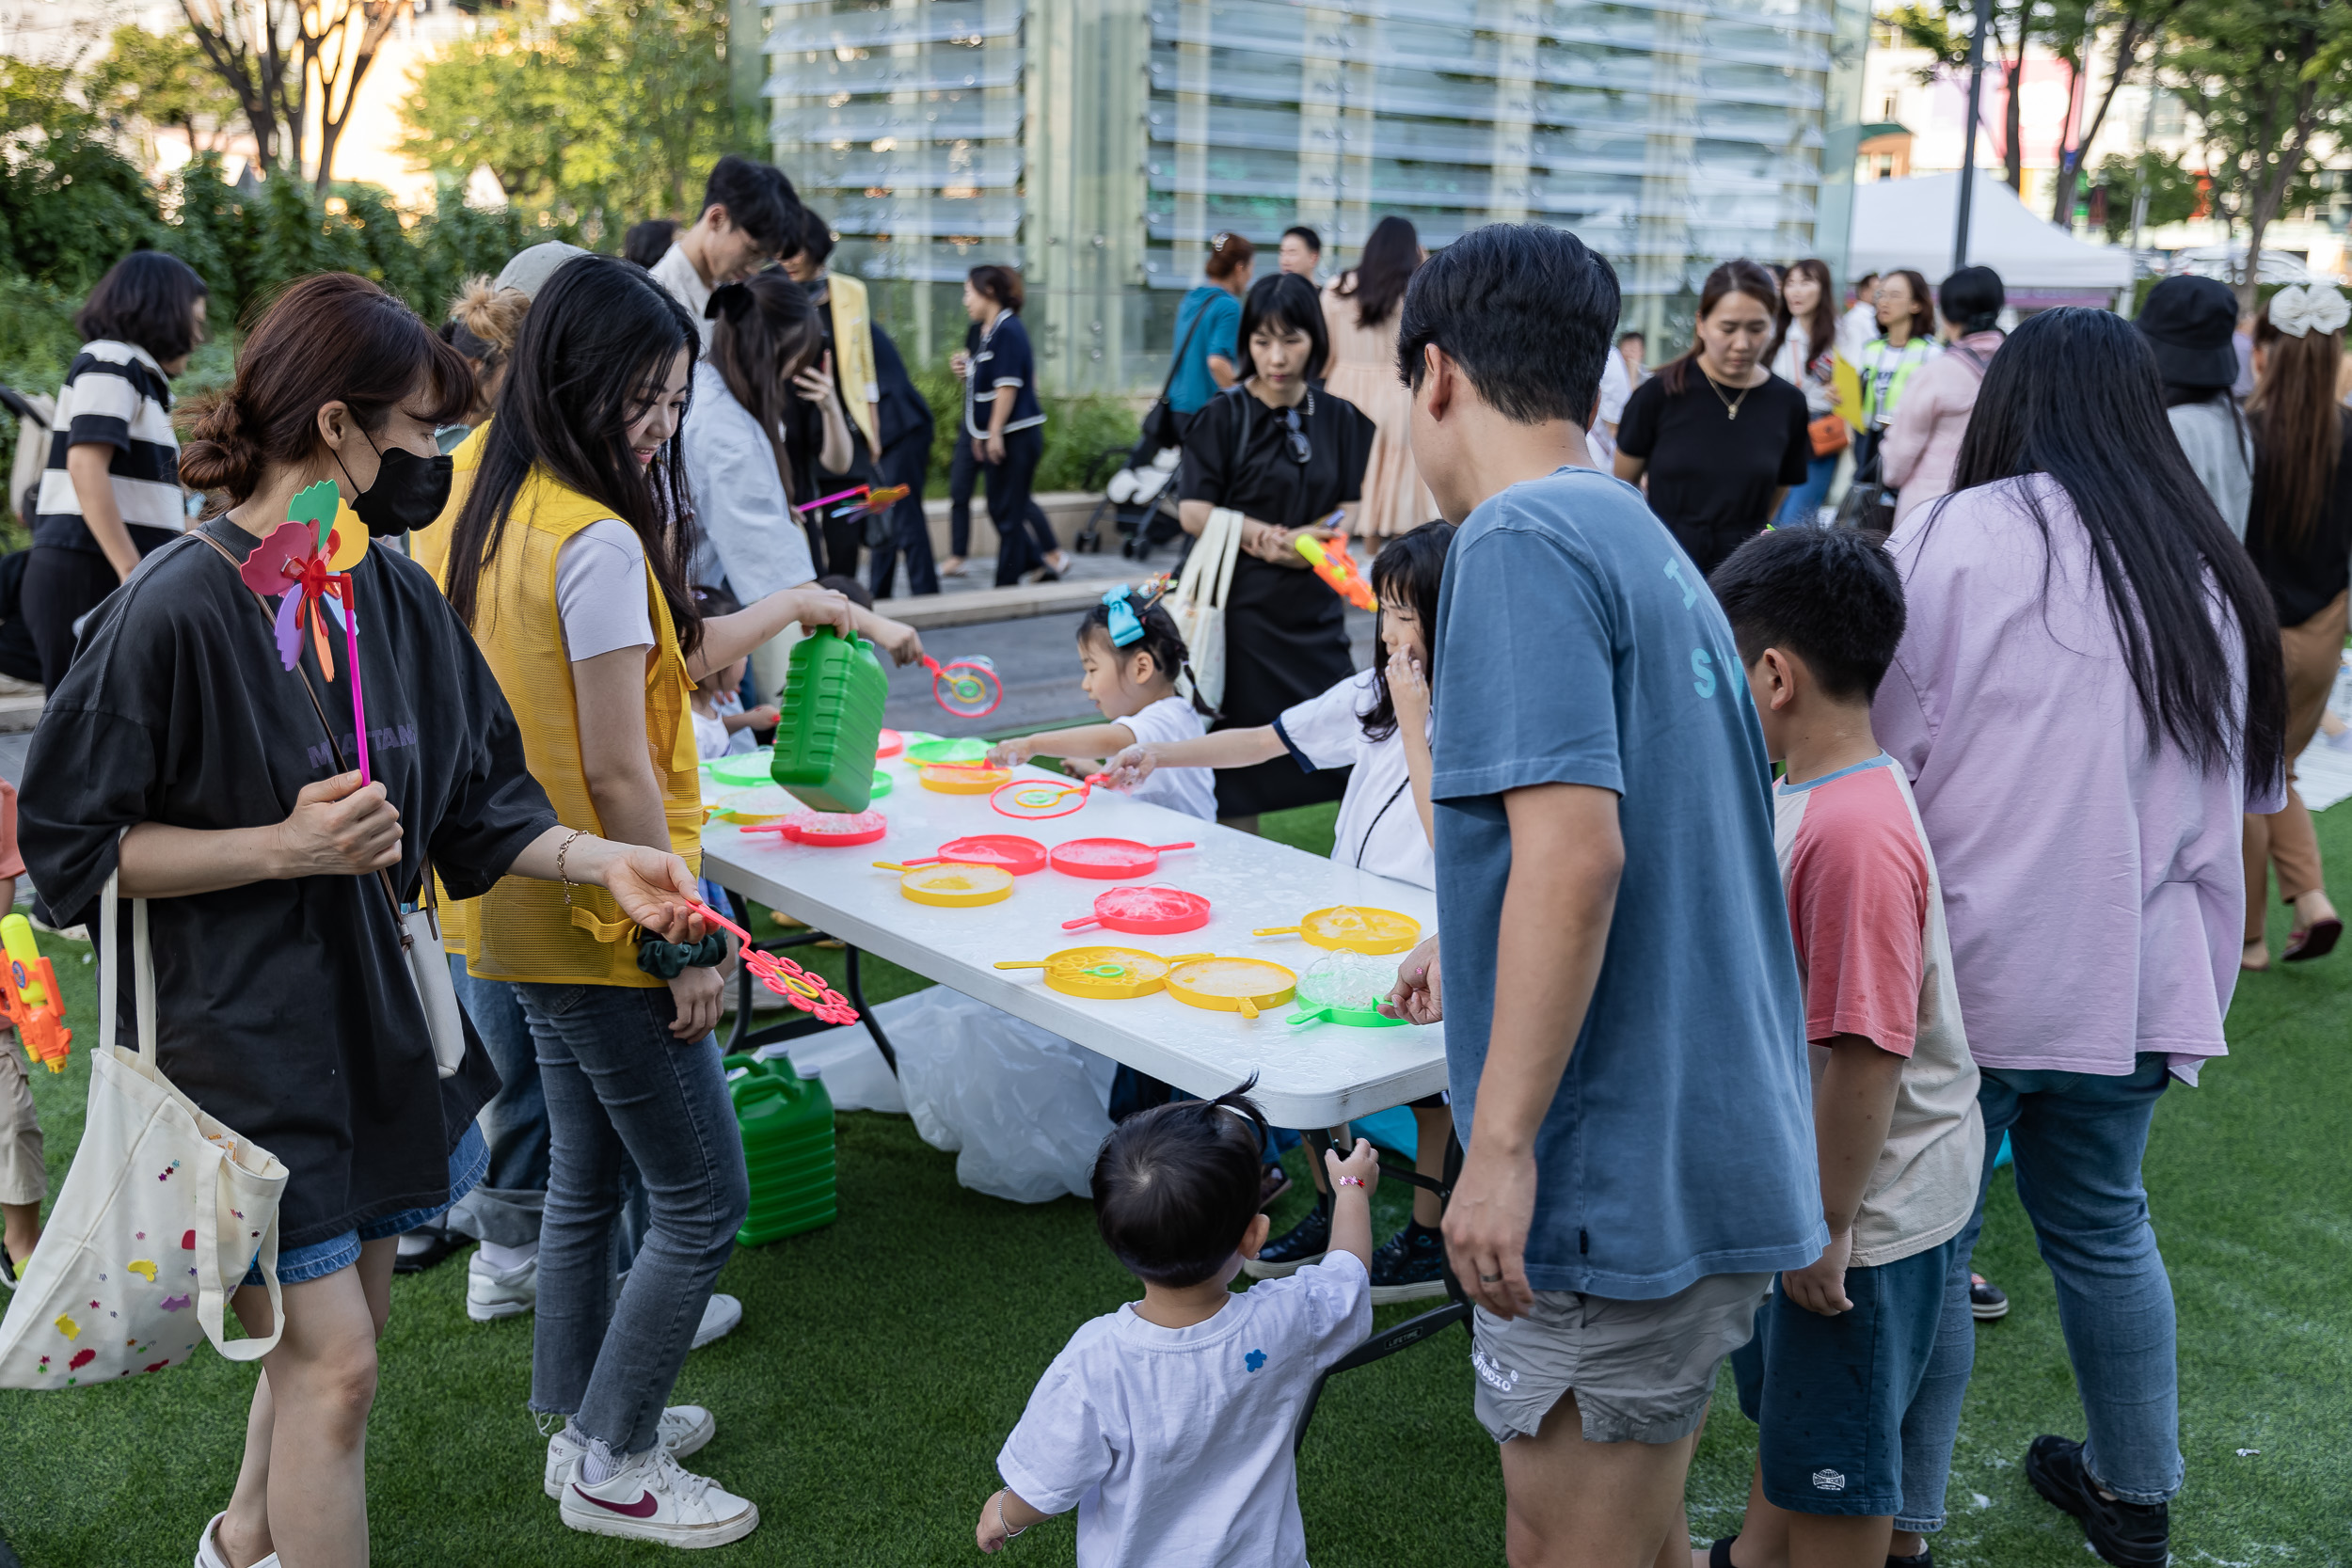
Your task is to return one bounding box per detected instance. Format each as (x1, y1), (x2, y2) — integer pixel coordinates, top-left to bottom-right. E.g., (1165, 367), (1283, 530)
(340, 433), (453, 538)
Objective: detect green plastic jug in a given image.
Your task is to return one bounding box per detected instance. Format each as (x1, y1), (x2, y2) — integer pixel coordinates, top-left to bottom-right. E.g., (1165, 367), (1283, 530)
(771, 626), (888, 812)
(723, 1053), (838, 1245)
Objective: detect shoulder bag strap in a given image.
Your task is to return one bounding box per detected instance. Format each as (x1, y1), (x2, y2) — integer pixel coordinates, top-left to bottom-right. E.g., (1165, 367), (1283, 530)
(1158, 295), (1213, 404)
(188, 529), (416, 942)
(96, 869), (156, 1063)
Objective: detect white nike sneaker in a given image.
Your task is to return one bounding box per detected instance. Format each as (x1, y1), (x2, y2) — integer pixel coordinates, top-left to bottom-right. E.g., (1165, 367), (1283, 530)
(689, 1291), (741, 1350)
(467, 1251), (536, 1323)
(558, 1444), (758, 1547)
(544, 1406), (717, 1499)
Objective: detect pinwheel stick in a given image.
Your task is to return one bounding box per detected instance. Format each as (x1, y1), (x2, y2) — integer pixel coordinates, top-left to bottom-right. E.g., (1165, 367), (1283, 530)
(342, 584), (370, 785)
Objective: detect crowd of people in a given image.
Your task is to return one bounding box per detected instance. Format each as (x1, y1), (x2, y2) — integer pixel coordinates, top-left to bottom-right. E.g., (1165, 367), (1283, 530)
(2, 144), (2347, 1568)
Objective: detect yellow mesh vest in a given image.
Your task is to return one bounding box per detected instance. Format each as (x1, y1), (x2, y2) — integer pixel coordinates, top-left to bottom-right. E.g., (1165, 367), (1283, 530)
(410, 420), (486, 583)
(828, 276), (880, 454)
(440, 468), (703, 988)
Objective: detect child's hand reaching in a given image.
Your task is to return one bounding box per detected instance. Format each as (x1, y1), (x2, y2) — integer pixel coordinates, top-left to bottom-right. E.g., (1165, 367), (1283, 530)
(1321, 1135), (1381, 1271)
(1381, 935), (1443, 1023)
(1099, 744), (1157, 791)
(743, 704), (780, 730)
(1322, 1135), (1381, 1199)
(862, 611), (926, 667)
(984, 736), (1032, 768)
(976, 1486), (1044, 1552)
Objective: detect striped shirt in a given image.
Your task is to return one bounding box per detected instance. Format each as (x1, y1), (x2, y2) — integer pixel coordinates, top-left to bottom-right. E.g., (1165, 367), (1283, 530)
(33, 340), (185, 555)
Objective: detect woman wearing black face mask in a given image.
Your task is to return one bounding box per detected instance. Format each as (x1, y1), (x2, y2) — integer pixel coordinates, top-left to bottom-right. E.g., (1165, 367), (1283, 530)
(18, 271), (711, 1568)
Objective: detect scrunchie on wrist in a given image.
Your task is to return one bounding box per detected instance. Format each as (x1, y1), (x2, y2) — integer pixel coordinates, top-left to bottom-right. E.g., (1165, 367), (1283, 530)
(636, 931), (730, 979)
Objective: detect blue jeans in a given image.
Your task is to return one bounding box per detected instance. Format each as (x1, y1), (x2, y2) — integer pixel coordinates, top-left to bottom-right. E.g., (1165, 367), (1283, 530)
(1774, 451), (1840, 528)
(447, 958), (647, 1265)
(1895, 1243), (1974, 1533)
(1943, 1053), (2181, 1504)
(518, 981), (748, 1457)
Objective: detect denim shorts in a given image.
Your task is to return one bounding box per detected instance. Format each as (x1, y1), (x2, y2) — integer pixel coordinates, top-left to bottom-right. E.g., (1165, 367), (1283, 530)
(1731, 1233), (1963, 1516)
(245, 1122), (489, 1287)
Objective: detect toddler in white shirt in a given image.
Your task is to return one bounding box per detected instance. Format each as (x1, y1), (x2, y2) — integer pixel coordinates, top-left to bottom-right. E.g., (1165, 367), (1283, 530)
(978, 1086), (1379, 1566)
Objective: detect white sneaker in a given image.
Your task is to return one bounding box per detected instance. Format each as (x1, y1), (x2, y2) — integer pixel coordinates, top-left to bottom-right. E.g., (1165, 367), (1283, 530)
(558, 1444), (758, 1547)
(690, 1291), (741, 1350)
(544, 1406), (717, 1498)
(195, 1512), (279, 1568)
(467, 1250), (536, 1322)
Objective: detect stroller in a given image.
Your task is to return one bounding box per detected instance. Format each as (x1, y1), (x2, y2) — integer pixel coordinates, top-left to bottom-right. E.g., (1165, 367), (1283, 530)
(1073, 440), (1185, 561)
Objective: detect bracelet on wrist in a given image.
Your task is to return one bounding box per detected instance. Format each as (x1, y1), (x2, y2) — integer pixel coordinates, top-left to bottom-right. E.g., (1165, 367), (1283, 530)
(556, 829), (591, 909)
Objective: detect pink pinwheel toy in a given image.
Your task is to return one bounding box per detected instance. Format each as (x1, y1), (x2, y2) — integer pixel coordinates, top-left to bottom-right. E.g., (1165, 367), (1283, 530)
(240, 480), (375, 781)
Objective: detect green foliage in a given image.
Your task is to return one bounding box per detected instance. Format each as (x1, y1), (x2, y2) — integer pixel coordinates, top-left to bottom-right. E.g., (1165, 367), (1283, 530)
(398, 0), (763, 244)
(87, 24), (244, 152)
(2097, 150), (2205, 242)
(2165, 0), (2352, 276)
(1037, 395), (1140, 494)
(0, 61), (168, 292)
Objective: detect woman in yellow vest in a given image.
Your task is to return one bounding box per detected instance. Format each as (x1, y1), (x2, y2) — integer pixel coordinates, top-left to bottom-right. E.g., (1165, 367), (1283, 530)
(437, 255), (853, 1548)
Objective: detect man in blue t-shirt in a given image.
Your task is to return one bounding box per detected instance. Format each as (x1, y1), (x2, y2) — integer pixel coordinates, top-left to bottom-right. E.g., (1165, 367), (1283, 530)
(1383, 224), (1822, 1565)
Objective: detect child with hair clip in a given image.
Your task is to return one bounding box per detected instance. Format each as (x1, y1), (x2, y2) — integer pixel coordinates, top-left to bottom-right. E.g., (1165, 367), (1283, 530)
(1100, 520), (1456, 1300)
(985, 585), (1218, 821)
(977, 1083), (1378, 1563)
(689, 585), (778, 761)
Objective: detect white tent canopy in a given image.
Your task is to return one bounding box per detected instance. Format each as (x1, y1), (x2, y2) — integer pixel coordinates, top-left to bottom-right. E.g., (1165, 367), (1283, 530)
(1846, 171), (2133, 293)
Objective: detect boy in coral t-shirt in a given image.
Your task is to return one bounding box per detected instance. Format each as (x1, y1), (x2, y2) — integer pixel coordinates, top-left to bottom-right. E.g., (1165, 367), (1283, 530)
(1705, 527), (1987, 1567)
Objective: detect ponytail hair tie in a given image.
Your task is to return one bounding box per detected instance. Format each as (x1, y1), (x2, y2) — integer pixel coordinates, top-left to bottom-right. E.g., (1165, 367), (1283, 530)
(705, 281), (755, 324)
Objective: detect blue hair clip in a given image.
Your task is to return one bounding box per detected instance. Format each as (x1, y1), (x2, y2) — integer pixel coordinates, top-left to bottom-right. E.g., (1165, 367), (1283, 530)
(1102, 586), (1145, 647)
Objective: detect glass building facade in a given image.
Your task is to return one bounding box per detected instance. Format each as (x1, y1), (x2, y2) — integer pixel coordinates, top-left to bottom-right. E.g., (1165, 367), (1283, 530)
(764, 0), (1869, 394)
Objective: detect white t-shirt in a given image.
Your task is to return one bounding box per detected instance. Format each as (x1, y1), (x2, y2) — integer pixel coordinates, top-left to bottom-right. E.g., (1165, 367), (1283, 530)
(998, 1253), (1372, 1568)
(649, 244), (714, 351)
(682, 360), (818, 603)
(553, 519), (657, 661)
(691, 703), (730, 760)
(712, 689), (759, 753)
(1274, 670), (1433, 889)
(1120, 695), (1216, 820)
(1586, 347), (1632, 463)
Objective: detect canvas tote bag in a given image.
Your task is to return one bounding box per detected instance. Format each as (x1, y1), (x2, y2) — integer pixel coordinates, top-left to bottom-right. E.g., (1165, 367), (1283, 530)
(0, 873), (289, 1388)
(1165, 505), (1242, 710)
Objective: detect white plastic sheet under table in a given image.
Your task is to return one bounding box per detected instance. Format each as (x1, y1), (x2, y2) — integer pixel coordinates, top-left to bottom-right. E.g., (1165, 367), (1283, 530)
(699, 757), (1447, 1129)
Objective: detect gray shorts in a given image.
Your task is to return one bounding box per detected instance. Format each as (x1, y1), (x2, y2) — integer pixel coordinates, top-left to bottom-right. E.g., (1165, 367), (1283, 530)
(1471, 1270), (1771, 1445)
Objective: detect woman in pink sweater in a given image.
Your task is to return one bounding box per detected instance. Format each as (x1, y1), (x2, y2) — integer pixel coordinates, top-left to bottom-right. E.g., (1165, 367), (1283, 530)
(1882, 266), (2006, 526)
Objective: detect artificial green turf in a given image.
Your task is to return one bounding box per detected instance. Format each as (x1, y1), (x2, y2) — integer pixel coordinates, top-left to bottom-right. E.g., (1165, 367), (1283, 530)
(3, 798), (2346, 1565)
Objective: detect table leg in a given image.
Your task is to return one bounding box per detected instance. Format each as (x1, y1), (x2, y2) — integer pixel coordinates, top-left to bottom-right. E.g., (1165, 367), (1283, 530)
(846, 943), (898, 1076)
(1291, 1124), (1470, 1456)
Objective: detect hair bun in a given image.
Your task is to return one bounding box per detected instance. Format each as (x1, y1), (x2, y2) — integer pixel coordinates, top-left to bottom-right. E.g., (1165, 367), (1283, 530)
(175, 389), (263, 502)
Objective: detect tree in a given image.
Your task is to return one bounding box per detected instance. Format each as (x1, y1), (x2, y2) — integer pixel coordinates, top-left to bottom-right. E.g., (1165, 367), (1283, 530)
(88, 24), (246, 157)
(2044, 0), (2189, 226)
(177, 0), (413, 190)
(398, 0), (760, 238)
(1886, 0), (2035, 193)
(2095, 148), (2202, 241)
(2166, 0), (2352, 301)
(0, 61), (166, 292)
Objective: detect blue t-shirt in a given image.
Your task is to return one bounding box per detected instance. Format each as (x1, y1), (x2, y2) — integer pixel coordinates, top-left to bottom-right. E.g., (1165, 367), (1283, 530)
(1168, 286), (1241, 414)
(1431, 465), (1823, 1299)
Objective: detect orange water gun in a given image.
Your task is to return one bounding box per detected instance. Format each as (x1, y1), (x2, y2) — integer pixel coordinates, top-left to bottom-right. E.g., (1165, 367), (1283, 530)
(1294, 515), (1377, 611)
(1, 913), (71, 1073)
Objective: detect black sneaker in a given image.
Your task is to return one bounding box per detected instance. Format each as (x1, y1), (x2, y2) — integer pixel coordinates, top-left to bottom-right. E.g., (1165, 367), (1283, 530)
(2025, 1434), (2169, 1566)
(1241, 1198), (1329, 1279)
(1970, 1273), (2010, 1321)
(1369, 1222), (1449, 1305)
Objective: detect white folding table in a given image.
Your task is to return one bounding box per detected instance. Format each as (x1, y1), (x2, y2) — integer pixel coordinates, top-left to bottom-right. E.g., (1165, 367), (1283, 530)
(699, 753), (1472, 1444)
(697, 755), (1449, 1130)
